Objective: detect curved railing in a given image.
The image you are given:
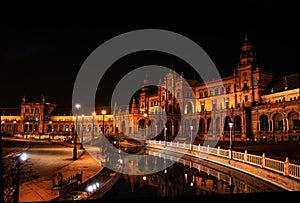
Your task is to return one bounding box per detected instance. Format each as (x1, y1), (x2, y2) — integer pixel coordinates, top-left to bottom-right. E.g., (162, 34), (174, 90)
(146, 140), (300, 181)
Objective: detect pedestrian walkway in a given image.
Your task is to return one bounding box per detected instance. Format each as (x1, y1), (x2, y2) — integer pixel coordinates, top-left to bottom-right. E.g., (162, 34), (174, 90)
(19, 148), (103, 202)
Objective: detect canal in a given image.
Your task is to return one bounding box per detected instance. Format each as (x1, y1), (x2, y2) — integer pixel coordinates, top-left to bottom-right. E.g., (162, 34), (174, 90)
(99, 146), (286, 200)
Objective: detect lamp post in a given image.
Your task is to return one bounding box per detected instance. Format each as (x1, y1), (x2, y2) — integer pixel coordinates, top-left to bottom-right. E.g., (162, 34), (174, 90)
(92, 112), (96, 145)
(190, 125), (193, 150)
(48, 121), (52, 141)
(228, 121), (233, 150)
(143, 113), (147, 144)
(80, 114), (85, 149)
(101, 110), (106, 136)
(73, 103), (80, 160)
(13, 120), (16, 135)
(25, 122), (29, 139)
(14, 153), (28, 203)
(164, 126), (167, 147)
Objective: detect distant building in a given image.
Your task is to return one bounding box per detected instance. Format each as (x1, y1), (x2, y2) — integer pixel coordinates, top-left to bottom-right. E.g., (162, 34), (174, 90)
(0, 96), (114, 141)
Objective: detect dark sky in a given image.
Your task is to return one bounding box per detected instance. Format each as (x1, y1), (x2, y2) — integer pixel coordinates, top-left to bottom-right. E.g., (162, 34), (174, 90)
(1, 1), (299, 108)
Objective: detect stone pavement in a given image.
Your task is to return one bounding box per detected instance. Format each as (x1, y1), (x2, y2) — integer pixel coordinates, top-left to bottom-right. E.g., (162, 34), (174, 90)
(19, 148), (103, 202)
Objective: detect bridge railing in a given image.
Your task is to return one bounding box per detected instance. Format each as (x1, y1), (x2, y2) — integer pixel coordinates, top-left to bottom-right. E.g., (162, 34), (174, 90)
(147, 140), (300, 181)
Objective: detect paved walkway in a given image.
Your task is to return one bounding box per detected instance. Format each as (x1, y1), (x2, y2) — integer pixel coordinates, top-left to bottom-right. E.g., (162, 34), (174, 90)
(19, 146), (103, 202)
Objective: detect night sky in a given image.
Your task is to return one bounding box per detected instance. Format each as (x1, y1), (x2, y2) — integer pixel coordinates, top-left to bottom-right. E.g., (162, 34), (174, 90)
(1, 2), (299, 109)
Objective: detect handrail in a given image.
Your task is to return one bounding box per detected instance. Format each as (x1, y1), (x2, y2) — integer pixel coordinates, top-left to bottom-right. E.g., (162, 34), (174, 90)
(147, 140), (300, 181)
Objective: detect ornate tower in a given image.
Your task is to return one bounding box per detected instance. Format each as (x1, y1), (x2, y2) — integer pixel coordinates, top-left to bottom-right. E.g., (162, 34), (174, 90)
(139, 75), (149, 114)
(236, 32), (258, 107)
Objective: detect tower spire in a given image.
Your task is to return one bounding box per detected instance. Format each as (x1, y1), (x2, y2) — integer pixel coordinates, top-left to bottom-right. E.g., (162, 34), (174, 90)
(244, 32), (248, 43)
(238, 32), (256, 69)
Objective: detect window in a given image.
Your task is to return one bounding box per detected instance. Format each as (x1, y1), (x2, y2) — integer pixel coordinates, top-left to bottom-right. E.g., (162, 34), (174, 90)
(243, 80), (248, 89)
(200, 92), (203, 98)
(278, 120), (284, 130)
(212, 100), (217, 111)
(226, 86), (230, 94)
(204, 91), (208, 97)
(35, 109), (39, 113)
(253, 78), (257, 86)
(245, 95), (248, 102)
(225, 98), (230, 109)
(294, 120), (300, 130)
(220, 87), (224, 94)
(215, 88), (219, 96)
(35, 116), (39, 121)
(201, 102), (205, 112)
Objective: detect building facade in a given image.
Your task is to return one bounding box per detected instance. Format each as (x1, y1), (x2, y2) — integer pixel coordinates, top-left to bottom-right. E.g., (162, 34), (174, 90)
(0, 96), (115, 142)
(113, 34), (300, 143)
(1, 34), (299, 143)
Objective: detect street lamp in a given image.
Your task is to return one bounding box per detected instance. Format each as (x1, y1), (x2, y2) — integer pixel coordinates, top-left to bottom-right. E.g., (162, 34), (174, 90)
(101, 110), (106, 136)
(48, 121), (52, 140)
(164, 126), (167, 147)
(92, 112), (96, 145)
(143, 113), (147, 143)
(190, 125), (193, 150)
(228, 121), (233, 150)
(14, 152), (28, 203)
(73, 103), (80, 160)
(13, 120), (16, 134)
(80, 114), (85, 149)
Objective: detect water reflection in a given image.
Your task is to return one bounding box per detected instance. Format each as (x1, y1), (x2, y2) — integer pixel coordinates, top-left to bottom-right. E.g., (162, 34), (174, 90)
(103, 148), (285, 199)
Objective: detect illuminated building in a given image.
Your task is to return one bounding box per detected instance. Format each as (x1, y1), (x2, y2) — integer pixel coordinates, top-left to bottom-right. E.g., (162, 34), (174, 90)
(114, 33), (300, 143)
(1, 33), (299, 143)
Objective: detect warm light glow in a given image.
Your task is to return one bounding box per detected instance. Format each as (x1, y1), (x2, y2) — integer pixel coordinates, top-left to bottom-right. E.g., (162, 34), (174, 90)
(49, 121), (52, 124)
(82, 114), (85, 118)
(18, 153), (28, 161)
(13, 120), (16, 124)
(87, 185), (93, 192)
(1, 121), (4, 124)
(143, 113), (147, 117)
(101, 110), (106, 115)
(229, 121), (233, 128)
(190, 125), (193, 130)
(75, 103), (81, 109)
(143, 176), (147, 181)
(92, 112), (96, 116)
